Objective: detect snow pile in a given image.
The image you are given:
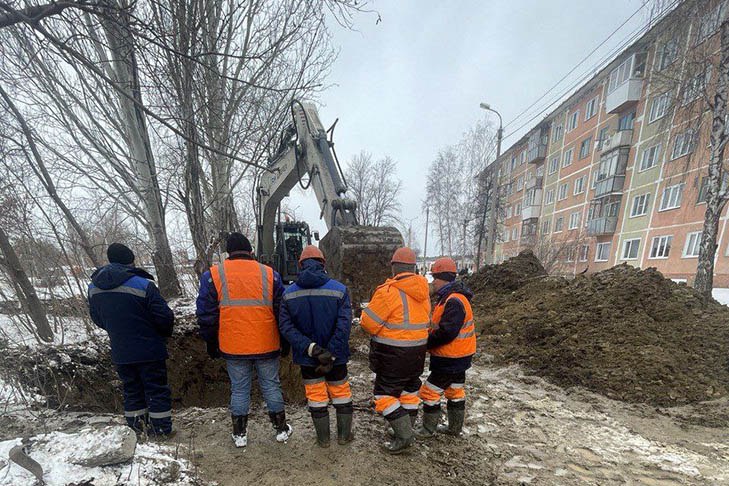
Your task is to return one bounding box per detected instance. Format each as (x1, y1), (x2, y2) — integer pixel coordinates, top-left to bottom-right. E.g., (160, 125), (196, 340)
(0, 426), (201, 485)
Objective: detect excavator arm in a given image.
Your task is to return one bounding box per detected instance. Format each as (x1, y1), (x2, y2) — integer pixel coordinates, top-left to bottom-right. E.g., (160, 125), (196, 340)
(256, 100), (403, 308)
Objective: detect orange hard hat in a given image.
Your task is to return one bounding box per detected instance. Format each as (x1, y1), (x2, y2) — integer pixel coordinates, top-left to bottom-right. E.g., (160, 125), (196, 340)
(432, 257), (457, 274)
(299, 245), (325, 264)
(391, 247), (417, 265)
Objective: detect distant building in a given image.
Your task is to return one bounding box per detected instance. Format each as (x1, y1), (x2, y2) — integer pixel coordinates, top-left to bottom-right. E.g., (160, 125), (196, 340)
(492, 0), (729, 286)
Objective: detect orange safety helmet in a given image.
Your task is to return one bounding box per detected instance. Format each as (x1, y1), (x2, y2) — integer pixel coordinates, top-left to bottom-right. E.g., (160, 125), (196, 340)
(391, 247), (417, 265)
(432, 257), (457, 274)
(299, 245), (326, 264)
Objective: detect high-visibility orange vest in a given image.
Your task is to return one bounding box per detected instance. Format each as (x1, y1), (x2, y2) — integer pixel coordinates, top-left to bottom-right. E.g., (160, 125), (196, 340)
(360, 273), (431, 347)
(430, 293), (476, 359)
(210, 259), (279, 356)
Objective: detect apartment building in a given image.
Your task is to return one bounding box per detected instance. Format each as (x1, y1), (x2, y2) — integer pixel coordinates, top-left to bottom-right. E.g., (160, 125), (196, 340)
(493, 0), (729, 286)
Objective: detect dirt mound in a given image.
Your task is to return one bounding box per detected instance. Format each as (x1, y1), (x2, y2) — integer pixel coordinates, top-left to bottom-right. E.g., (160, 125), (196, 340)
(467, 250), (547, 294)
(0, 320), (305, 413)
(473, 262), (729, 407)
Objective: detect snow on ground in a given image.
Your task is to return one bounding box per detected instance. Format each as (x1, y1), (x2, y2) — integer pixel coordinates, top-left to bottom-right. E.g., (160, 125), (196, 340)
(0, 313), (105, 347)
(713, 288), (729, 306)
(0, 427), (200, 485)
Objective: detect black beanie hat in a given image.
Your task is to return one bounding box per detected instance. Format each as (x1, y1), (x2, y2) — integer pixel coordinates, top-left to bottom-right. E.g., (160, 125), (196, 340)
(432, 272), (456, 282)
(107, 243), (135, 265)
(226, 232), (252, 254)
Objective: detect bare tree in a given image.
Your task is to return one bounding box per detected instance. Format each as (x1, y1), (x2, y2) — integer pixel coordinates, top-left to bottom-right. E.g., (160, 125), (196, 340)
(345, 150), (403, 226)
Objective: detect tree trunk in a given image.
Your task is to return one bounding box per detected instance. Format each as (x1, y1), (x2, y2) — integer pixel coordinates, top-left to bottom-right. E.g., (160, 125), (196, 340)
(101, 3), (181, 297)
(694, 20), (729, 298)
(0, 225), (53, 342)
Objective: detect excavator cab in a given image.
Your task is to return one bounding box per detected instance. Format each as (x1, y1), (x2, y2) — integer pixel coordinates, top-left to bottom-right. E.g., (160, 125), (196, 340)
(273, 221), (313, 283)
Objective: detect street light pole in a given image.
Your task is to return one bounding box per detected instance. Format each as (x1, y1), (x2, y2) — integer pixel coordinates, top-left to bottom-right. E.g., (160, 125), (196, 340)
(479, 102), (503, 266)
(423, 205), (429, 273)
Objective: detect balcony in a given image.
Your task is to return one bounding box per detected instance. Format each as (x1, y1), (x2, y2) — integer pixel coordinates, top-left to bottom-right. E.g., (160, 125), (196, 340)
(521, 205), (540, 220)
(594, 175), (626, 198)
(605, 52), (646, 113)
(526, 176), (543, 190)
(599, 130), (633, 153)
(527, 144), (547, 164)
(587, 216), (618, 236)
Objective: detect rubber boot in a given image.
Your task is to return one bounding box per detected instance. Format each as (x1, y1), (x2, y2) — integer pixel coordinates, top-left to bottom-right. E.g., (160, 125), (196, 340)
(384, 414), (414, 455)
(312, 414), (331, 448)
(231, 414), (248, 448)
(415, 410), (440, 439)
(336, 412), (354, 445)
(387, 412), (417, 438)
(437, 406), (465, 436)
(269, 411), (294, 443)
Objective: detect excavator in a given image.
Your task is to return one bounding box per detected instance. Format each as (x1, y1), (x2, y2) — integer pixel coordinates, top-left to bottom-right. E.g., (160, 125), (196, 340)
(256, 100), (403, 307)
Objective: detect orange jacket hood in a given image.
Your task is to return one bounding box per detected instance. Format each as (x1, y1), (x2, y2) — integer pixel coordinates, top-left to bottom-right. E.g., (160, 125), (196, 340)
(385, 273), (430, 303)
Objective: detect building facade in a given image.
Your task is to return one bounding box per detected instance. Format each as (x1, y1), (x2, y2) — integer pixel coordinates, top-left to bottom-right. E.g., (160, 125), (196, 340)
(493, 0), (729, 286)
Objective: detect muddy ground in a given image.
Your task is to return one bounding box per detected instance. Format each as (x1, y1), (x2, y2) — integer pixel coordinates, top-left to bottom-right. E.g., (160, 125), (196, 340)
(3, 347), (729, 485)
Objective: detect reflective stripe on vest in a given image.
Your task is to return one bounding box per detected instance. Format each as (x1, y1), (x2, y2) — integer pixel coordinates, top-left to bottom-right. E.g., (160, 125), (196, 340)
(430, 293), (476, 359)
(366, 289), (430, 347)
(218, 261), (271, 307)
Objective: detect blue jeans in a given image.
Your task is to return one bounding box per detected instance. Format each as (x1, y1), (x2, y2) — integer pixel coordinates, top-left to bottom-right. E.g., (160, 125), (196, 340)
(226, 358), (285, 416)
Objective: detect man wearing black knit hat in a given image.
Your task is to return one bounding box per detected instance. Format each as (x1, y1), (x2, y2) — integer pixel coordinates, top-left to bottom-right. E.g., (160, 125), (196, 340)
(196, 232), (291, 448)
(88, 243), (175, 437)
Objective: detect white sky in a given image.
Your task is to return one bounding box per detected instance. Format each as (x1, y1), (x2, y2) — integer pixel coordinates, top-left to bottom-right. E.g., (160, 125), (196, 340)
(290, 0), (650, 255)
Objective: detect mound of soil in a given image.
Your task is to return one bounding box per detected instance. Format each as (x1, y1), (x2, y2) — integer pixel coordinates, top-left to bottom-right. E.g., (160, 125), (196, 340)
(467, 250), (547, 294)
(473, 261), (729, 407)
(0, 318), (305, 413)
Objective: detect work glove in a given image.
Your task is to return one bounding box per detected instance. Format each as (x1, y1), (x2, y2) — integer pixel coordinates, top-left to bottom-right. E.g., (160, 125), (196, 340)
(309, 344), (335, 365)
(206, 338), (221, 359)
(314, 360), (335, 376)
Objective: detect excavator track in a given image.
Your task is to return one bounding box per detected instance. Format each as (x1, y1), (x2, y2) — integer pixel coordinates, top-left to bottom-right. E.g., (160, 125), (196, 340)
(320, 225), (404, 313)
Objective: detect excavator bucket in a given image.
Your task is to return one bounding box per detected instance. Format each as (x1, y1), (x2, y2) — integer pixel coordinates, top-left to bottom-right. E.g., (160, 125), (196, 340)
(320, 225), (404, 313)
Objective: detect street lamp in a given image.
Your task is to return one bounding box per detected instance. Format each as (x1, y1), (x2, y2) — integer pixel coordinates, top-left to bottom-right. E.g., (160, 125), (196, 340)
(478, 102), (503, 268)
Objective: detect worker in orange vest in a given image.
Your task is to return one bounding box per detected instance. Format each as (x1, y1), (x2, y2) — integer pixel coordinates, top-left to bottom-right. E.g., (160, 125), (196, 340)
(196, 232), (292, 448)
(416, 257), (476, 438)
(361, 247), (431, 454)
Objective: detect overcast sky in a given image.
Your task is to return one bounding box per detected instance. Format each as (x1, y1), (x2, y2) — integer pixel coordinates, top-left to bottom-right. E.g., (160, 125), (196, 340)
(290, 0), (650, 255)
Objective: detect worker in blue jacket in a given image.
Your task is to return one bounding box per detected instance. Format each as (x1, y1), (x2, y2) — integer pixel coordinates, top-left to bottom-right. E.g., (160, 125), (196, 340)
(88, 243), (175, 437)
(278, 245), (353, 447)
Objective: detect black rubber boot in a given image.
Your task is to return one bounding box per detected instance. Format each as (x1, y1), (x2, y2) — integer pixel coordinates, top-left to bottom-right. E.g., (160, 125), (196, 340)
(415, 410), (440, 439)
(231, 415), (248, 448)
(387, 412), (417, 438)
(384, 414), (414, 455)
(312, 414), (331, 448)
(336, 412), (354, 445)
(437, 403), (465, 436)
(269, 411), (294, 443)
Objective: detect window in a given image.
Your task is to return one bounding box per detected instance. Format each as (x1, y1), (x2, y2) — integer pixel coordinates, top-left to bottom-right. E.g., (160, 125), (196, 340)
(545, 189), (555, 204)
(510, 157), (517, 171)
(552, 124), (563, 143)
(696, 1), (728, 45)
(660, 183), (684, 211)
(597, 127), (609, 149)
(562, 148), (574, 168)
(512, 227), (519, 240)
(574, 175), (586, 195)
(549, 156), (559, 174)
(579, 137), (592, 159)
(579, 245), (589, 262)
(608, 57), (632, 93)
(554, 217), (564, 232)
(683, 231), (702, 258)
(648, 92), (671, 123)
(516, 176), (524, 192)
(595, 242), (611, 262)
(506, 205), (513, 219)
(568, 211), (581, 230)
(618, 111), (635, 131)
(606, 200), (620, 218)
(671, 129), (695, 159)
(656, 39), (678, 71)
(536, 165), (544, 177)
(541, 219), (551, 234)
(515, 202), (522, 215)
(682, 67), (712, 105)
(631, 193), (651, 217)
(557, 183), (569, 200)
(585, 97), (598, 120)
(519, 151), (526, 165)
(567, 111), (579, 132)
(639, 144), (661, 171)
(503, 229), (510, 243)
(622, 238), (641, 260)
(697, 176), (709, 203)
(649, 235), (673, 259)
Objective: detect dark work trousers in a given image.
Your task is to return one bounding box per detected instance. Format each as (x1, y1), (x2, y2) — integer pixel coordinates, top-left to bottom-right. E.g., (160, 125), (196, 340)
(373, 373), (422, 422)
(116, 360), (173, 435)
